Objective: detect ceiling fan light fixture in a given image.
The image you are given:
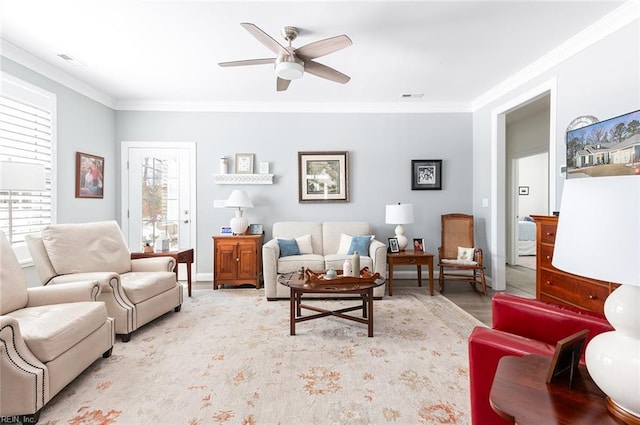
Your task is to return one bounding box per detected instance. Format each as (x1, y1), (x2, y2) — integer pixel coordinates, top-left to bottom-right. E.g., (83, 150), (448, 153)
(276, 61), (304, 80)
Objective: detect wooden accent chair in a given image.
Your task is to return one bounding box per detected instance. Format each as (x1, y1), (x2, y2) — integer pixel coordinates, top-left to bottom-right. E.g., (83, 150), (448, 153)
(438, 213), (487, 295)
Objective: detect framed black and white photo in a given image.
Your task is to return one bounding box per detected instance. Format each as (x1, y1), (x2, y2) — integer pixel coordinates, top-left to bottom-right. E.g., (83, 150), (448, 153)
(412, 159), (442, 190)
(298, 151), (349, 203)
(388, 237), (400, 253)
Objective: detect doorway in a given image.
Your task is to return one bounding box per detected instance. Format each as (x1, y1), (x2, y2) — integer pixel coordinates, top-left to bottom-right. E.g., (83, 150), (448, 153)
(121, 142), (197, 279)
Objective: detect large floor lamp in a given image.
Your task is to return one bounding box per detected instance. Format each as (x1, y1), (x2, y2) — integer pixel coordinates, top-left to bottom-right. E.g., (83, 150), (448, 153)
(553, 175), (639, 424)
(0, 161), (46, 244)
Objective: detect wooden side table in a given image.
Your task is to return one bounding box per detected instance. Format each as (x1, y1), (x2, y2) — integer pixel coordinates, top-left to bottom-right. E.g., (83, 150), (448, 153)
(490, 354), (621, 424)
(213, 234), (263, 290)
(386, 251), (435, 296)
(131, 248), (194, 297)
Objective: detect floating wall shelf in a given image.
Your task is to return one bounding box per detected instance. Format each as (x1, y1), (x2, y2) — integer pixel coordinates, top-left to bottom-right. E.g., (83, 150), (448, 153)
(213, 174), (274, 185)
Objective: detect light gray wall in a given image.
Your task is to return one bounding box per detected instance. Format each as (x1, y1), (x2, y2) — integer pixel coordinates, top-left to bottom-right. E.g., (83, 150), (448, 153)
(472, 20), (640, 281)
(1, 58), (117, 224)
(115, 112), (473, 275)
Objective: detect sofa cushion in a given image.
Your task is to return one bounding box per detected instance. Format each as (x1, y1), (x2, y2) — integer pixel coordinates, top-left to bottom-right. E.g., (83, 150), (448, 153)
(120, 271), (177, 304)
(277, 238), (300, 257)
(8, 301), (108, 362)
(42, 221), (131, 275)
(336, 233), (374, 255)
(277, 254), (325, 274)
(348, 235), (372, 255)
(296, 234), (313, 254)
(323, 222), (372, 255)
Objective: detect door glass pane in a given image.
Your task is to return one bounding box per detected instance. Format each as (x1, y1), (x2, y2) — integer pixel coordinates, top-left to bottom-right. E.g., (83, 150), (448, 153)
(141, 156), (179, 251)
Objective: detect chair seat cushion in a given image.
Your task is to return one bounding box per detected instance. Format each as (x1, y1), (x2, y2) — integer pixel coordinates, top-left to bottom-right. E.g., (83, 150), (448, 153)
(277, 254), (325, 273)
(441, 259), (479, 266)
(120, 271), (177, 304)
(8, 302), (108, 363)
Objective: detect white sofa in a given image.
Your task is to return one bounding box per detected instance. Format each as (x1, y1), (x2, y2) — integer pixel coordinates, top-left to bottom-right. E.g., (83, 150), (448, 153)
(26, 221), (183, 342)
(262, 222), (387, 300)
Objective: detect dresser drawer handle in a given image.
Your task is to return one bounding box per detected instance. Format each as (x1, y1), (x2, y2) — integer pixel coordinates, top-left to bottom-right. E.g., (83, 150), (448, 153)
(546, 280), (553, 285)
(545, 232), (555, 236)
(589, 294), (597, 300)
(407, 258), (416, 264)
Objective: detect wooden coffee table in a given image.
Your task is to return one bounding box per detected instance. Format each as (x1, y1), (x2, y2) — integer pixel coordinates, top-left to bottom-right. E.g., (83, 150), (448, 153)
(278, 271), (385, 337)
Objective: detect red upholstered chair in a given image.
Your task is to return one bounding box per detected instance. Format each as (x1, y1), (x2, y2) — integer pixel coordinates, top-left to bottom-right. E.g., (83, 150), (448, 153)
(467, 293), (613, 425)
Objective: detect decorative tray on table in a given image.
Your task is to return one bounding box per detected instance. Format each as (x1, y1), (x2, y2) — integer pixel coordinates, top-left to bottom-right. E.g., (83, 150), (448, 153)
(305, 267), (381, 285)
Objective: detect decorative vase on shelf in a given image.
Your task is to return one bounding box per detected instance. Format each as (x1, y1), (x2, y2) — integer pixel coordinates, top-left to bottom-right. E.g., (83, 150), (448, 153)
(351, 251), (360, 277)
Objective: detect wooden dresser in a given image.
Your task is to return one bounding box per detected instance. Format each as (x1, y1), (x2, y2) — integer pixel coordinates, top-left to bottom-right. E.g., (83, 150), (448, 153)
(531, 215), (619, 314)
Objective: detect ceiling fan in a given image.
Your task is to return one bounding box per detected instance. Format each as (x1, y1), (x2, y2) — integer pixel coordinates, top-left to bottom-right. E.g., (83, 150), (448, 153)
(219, 23), (352, 92)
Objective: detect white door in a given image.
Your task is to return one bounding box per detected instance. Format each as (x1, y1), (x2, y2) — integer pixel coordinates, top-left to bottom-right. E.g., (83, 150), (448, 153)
(121, 142), (196, 279)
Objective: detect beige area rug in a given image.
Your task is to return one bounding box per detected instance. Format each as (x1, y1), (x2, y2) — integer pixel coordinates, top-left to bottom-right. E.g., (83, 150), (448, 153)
(39, 288), (483, 425)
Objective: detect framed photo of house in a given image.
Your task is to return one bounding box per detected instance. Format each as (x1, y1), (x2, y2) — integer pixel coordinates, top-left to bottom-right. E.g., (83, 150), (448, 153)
(412, 159), (442, 190)
(545, 329), (589, 388)
(388, 237), (400, 253)
(75, 152), (104, 199)
(298, 151), (349, 203)
(235, 153), (254, 174)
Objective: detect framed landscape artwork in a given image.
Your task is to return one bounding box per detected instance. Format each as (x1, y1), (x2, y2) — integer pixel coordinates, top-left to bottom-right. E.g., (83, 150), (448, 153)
(75, 152), (104, 199)
(412, 159), (442, 190)
(298, 151), (349, 203)
(566, 109), (640, 178)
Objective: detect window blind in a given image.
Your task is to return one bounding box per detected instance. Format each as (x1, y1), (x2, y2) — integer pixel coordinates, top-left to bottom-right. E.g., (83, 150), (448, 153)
(0, 92), (53, 245)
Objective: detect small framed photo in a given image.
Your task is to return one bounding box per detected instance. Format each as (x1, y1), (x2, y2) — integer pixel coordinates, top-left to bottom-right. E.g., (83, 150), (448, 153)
(519, 186), (530, 195)
(235, 153), (254, 174)
(388, 237), (400, 253)
(259, 161), (270, 174)
(220, 226), (232, 235)
(248, 223), (263, 235)
(413, 238), (425, 252)
(298, 151), (349, 203)
(75, 152), (104, 198)
(546, 329), (589, 389)
(412, 159), (442, 190)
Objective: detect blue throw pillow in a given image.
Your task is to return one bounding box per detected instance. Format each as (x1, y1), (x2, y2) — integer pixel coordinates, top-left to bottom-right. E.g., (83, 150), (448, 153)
(278, 238), (301, 257)
(348, 235), (371, 255)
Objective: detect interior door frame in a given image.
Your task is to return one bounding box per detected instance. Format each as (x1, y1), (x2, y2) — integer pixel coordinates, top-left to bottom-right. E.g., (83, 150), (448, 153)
(491, 79), (557, 291)
(120, 141), (197, 259)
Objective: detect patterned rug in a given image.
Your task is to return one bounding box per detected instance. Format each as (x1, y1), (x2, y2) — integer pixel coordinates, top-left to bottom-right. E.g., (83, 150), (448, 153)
(38, 288), (484, 425)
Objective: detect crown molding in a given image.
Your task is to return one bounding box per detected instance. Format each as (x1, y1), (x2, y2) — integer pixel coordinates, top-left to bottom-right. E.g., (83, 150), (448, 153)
(1, 39), (116, 109)
(472, 1), (640, 111)
(114, 100), (471, 114)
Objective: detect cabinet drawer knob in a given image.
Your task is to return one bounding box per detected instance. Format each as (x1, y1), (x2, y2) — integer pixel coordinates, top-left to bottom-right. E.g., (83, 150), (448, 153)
(407, 259), (416, 263)
(546, 255), (551, 260)
(589, 294), (597, 300)
(545, 232), (555, 236)
(546, 280), (553, 285)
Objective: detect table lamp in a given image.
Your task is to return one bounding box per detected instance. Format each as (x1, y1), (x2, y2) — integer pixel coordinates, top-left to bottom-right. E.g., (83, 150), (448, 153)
(0, 161), (46, 244)
(225, 189), (253, 235)
(385, 203), (414, 250)
(552, 175), (639, 423)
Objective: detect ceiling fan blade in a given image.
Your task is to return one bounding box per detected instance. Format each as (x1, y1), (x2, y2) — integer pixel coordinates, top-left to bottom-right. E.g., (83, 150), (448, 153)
(276, 77), (291, 92)
(240, 22), (288, 56)
(218, 58), (275, 67)
(303, 60), (350, 84)
(295, 35), (352, 60)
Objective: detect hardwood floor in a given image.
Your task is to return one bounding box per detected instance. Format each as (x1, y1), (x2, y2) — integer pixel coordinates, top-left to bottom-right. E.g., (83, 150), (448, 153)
(188, 264), (536, 328)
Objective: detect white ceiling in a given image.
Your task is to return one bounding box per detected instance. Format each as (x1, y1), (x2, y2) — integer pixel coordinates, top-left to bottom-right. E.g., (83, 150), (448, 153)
(0, 0), (631, 112)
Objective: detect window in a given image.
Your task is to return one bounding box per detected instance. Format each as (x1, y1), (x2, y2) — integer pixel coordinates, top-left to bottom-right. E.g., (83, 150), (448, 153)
(0, 72), (56, 256)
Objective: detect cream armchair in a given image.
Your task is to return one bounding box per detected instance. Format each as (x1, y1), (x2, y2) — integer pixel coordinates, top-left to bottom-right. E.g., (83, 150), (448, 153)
(0, 231), (114, 423)
(26, 220), (183, 342)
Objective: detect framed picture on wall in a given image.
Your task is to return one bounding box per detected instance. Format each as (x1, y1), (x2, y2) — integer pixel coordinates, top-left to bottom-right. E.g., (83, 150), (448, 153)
(298, 151), (349, 203)
(411, 159), (442, 190)
(75, 152), (104, 199)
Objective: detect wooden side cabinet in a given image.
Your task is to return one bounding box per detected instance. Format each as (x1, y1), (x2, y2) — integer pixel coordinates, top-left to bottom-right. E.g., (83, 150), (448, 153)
(531, 215), (619, 314)
(213, 234), (263, 289)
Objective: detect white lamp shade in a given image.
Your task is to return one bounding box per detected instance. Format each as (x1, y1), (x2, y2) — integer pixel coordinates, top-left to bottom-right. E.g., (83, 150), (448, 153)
(225, 190), (253, 209)
(553, 176), (639, 286)
(553, 175), (640, 420)
(0, 161), (46, 191)
(385, 203), (414, 224)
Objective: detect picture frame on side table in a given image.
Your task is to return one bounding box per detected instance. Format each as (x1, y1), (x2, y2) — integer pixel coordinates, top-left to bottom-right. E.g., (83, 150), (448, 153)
(75, 152), (104, 198)
(235, 153), (254, 174)
(413, 238), (425, 252)
(411, 159), (442, 190)
(546, 329), (589, 389)
(298, 151), (349, 203)
(248, 223), (263, 235)
(388, 237), (400, 253)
